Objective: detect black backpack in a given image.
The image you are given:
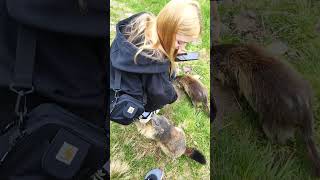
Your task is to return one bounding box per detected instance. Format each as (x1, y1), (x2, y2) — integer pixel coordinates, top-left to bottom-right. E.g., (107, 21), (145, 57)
(0, 104), (107, 179)
(109, 69), (145, 125)
(0, 8), (108, 180)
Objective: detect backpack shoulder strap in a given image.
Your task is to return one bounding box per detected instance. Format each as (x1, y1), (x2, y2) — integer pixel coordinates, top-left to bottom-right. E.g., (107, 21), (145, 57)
(8, 25), (36, 131)
(113, 68), (121, 91)
(10, 25), (36, 92)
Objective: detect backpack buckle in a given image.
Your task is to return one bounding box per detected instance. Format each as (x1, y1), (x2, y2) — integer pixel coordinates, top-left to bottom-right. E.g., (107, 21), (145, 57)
(113, 89), (120, 103)
(9, 83), (34, 131)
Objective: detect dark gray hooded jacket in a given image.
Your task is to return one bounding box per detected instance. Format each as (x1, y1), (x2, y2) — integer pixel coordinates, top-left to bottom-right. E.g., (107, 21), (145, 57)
(110, 13), (177, 112)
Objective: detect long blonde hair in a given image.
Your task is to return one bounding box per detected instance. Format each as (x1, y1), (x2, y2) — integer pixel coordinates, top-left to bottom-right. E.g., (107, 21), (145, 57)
(124, 0), (202, 74)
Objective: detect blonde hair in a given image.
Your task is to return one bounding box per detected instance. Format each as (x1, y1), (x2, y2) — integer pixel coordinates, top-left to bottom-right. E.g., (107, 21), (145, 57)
(124, 0), (202, 74)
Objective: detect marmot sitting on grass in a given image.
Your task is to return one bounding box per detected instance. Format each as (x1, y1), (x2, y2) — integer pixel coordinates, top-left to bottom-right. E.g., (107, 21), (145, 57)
(135, 115), (206, 164)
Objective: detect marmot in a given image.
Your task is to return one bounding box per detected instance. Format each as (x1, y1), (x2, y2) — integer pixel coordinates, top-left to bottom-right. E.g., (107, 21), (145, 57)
(135, 115), (206, 164)
(175, 75), (210, 117)
(212, 43), (320, 176)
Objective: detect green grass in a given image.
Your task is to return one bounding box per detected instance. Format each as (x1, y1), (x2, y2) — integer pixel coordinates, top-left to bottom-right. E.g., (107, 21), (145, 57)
(110, 0), (210, 179)
(213, 0), (320, 179)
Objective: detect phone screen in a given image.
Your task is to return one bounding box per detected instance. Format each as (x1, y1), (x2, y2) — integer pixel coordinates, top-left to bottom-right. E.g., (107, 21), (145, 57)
(175, 52), (199, 61)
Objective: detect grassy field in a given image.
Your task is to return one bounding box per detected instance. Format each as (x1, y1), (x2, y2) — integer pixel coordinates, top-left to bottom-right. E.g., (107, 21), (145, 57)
(212, 0), (320, 179)
(110, 0), (210, 179)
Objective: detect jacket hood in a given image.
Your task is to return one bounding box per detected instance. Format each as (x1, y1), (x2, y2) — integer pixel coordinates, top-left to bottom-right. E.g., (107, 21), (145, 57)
(110, 13), (170, 74)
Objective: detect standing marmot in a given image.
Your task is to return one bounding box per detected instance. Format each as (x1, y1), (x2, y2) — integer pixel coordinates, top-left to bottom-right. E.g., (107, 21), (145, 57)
(212, 43), (320, 176)
(175, 75), (210, 117)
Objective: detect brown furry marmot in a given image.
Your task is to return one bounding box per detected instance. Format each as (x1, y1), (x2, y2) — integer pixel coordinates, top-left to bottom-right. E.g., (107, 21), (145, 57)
(175, 75), (210, 117)
(135, 115), (206, 164)
(212, 43), (320, 176)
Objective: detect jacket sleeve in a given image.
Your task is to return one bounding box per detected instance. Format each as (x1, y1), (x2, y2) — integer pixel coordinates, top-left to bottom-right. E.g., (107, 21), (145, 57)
(142, 72), (178, 112)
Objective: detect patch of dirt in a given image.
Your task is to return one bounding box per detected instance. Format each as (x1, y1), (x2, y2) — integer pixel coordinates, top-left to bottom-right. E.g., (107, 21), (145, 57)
(266, 40), (289, 56)
(219, 8), (272, 42)
(265, 40), (302, 61)
(232, 10), (258, 34)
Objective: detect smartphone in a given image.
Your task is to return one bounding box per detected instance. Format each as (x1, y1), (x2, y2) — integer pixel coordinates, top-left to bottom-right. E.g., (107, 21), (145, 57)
(175, 52), (200, 61)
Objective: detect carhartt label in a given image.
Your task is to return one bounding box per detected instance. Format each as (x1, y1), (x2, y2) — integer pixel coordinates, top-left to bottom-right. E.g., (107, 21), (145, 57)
(127, 106), (135, 114)
(56, 142), (78, 165)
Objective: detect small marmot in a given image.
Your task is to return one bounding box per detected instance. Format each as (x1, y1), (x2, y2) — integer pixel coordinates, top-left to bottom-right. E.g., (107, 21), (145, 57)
(175, 75), (210, 117)
(135, 115), (206, 164)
